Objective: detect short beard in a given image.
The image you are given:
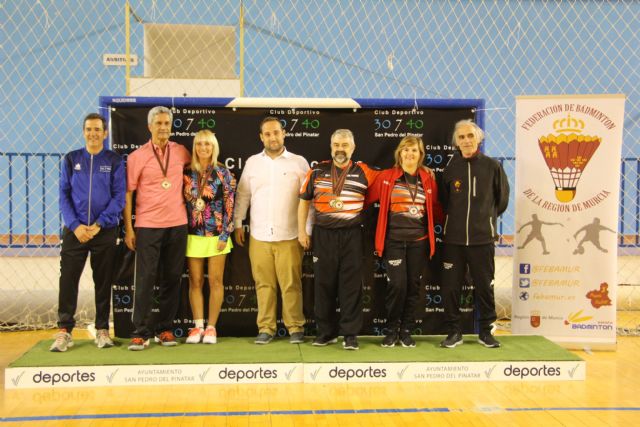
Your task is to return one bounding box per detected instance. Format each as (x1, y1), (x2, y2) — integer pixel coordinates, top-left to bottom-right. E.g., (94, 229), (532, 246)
(333, 152), (348, 164)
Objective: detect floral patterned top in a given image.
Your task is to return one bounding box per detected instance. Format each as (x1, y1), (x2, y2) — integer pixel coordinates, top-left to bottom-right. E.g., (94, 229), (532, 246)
(183, 165), (236, 241)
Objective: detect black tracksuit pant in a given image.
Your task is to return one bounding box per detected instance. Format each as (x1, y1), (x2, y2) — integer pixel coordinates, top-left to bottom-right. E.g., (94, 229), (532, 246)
(441, 243), (497, 334)
(57, 226), (118, 332)
(312, 225), (363, 338)
(131, 225), (187, 339)
(383, 238), (427, 332)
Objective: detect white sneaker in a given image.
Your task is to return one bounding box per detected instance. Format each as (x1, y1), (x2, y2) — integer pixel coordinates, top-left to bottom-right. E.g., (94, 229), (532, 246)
(202, 326), (217, 344)
(186, 327), (204, 344)
(95, 329), (114, 348)
(50, 329), (73, 352)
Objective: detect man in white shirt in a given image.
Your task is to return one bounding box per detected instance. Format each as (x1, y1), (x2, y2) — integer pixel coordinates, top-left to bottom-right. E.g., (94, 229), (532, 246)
(234, 116), (311, 344)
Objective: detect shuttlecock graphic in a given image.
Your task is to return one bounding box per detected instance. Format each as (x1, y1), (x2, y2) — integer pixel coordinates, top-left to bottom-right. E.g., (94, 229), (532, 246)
(538, 114), (601, 202)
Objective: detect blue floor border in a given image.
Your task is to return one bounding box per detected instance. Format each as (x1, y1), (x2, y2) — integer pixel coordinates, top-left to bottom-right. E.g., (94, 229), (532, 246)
(2, 406), (640, 422)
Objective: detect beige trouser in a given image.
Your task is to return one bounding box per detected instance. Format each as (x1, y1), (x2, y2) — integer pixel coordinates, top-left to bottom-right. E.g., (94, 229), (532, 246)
(249, 236), (305, 335)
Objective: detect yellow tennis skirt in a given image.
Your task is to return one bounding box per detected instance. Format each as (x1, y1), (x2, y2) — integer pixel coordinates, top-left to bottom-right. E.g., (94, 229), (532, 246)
(186, 234), (233, 258)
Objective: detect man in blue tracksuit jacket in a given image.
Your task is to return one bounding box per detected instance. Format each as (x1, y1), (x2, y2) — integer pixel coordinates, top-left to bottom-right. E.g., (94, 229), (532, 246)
(439, 120), (510, 349)
(50, 113), (126, 352)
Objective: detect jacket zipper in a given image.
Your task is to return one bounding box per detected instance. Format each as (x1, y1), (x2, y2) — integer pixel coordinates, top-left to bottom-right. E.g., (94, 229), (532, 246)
(88, 154), (93, 225)
(465, 163), (471, 246)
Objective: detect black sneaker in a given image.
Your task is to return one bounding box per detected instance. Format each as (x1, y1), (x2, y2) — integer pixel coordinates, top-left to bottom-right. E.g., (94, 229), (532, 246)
(312, 335), (338, 346)
(478, 333), (501, 348)
(343, 335), (359, 350)
(399, 330), (416, 348)
(381, 331), (398, 348)
(440, 332), (463, 348)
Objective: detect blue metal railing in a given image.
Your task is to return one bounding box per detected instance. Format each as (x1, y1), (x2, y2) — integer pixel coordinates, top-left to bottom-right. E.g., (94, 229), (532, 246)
(496, 156), (515, 246)
(619, 157), (640, 247)
(2, 152), (63, 248)
(1, 153), (638, 249)
(495, 156), (639, 248)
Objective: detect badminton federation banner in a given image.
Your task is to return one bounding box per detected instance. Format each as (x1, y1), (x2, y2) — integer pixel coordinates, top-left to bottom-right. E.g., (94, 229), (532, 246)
(512, 94), (625, 347)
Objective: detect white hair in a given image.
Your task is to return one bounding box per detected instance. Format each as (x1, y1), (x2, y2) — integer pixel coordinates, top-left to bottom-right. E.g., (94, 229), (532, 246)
(147, 106), (173, 125)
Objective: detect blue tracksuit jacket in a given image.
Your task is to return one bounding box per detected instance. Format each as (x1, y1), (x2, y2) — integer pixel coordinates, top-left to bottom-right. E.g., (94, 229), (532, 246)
(59, 148), (126, 231)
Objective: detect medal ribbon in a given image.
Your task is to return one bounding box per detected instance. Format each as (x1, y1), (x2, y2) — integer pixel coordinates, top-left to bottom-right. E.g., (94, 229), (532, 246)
(196, 165), (212, 201)
(331, 161), (351, 197)
(403, 172), (419, 209)
(152, 144), (171, 182)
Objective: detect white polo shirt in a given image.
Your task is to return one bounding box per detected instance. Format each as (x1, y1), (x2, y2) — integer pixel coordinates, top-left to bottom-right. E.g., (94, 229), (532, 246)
(234, 148), (310, 242)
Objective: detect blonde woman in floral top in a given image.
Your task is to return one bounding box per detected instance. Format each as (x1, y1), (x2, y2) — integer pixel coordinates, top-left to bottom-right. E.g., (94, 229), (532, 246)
(183, 130), (236, 344)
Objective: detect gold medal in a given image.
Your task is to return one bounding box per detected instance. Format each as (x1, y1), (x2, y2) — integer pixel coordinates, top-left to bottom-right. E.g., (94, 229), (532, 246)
(409, 206), (419, 216)
(161, 179), (171, 189)
(194, 166), (212, 209)
(331, 162), (350, 210)
(329, 199), (344, 210)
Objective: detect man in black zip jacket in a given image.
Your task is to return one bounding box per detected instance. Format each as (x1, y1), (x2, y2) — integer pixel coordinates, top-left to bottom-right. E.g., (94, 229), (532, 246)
(439, 120), (510, 348)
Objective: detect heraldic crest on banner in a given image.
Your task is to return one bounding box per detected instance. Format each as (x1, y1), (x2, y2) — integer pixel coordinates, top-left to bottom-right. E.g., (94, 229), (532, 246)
(538, 113), (601, 203)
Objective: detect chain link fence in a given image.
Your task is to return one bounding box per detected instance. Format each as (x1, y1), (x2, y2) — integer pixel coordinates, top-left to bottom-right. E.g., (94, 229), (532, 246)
(2, 0), (638, 331)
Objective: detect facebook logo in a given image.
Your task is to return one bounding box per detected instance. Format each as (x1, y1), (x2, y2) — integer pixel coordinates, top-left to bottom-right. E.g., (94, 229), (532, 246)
(519, 278), (530, 288)
(519, 264), (531, 274)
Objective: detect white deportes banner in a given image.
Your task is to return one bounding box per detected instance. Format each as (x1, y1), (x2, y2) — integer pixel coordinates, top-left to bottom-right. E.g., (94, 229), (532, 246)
(512, 94), (625, 348)
(302, 361), (584, 383)
(5, 363), (304, 389)
(5, 360), (585, 389)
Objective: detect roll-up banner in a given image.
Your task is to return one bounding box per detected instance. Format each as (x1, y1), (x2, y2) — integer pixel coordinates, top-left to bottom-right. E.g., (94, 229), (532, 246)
(513, 94), (625, 349)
